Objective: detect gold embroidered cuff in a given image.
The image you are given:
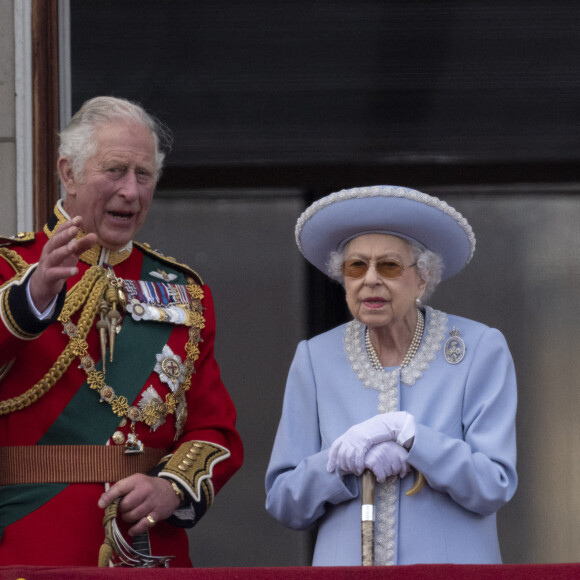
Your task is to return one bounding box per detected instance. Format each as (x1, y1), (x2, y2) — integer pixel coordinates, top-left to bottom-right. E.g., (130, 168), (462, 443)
(160, 440), (230, 504)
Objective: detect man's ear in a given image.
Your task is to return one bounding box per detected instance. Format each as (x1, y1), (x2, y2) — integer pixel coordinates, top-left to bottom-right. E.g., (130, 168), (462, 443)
(57, 157), (76, 196)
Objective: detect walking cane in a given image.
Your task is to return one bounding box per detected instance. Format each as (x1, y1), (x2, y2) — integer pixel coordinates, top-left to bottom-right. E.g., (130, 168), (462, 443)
(361, 467), (426, 566)
(361, 469), (376, 566)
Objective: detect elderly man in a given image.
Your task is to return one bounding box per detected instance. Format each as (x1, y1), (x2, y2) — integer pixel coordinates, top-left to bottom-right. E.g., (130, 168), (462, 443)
(0, 97), (243, 566)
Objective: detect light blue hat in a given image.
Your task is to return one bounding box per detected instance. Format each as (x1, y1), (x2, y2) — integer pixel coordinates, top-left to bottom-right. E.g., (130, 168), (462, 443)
(295, 185), (476, 281)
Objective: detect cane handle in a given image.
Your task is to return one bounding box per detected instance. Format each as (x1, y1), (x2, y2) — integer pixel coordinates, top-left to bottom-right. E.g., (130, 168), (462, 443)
(406, 470), (426, 496)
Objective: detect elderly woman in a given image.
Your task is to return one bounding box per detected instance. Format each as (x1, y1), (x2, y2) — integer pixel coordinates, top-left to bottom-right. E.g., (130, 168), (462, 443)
(265, 186), (517, 566)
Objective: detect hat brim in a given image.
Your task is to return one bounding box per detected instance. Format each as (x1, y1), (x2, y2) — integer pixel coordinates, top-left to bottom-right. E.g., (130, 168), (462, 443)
(296, 186), (475, 281)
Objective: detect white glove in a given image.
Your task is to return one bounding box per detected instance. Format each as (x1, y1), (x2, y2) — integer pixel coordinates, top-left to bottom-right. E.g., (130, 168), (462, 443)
(327, 411), (416, 475)
(364, 441), (411, 482)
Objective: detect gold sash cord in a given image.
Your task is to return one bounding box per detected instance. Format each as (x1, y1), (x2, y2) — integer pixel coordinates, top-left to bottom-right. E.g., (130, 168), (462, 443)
(0, 446), (168, 484)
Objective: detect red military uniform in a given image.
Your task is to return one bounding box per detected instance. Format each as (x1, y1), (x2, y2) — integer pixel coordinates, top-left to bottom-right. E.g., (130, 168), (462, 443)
(0, 203), (243, 566)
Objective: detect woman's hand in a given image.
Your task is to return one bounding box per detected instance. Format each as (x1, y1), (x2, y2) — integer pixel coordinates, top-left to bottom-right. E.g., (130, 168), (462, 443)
(327, 411), (415, 475)
(363, 441), (410, 482)
(98, 474), (181, 536)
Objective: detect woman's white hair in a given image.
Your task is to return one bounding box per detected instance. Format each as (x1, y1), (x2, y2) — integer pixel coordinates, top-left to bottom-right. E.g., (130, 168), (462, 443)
(326, 239), (444, 301)
(58, 96), (172, 183)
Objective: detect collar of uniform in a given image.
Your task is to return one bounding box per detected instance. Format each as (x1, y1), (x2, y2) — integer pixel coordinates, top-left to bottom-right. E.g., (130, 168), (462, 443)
(44, 200), (133, 267)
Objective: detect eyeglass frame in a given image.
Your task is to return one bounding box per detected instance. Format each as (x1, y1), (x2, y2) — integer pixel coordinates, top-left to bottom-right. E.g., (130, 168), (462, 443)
(340, 257), (418, 280)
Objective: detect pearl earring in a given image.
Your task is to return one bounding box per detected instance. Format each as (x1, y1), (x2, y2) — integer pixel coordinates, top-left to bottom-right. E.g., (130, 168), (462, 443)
(415, 297), (421, 307)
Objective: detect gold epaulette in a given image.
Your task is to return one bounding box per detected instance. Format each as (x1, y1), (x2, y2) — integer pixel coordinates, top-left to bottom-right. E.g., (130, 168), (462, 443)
(0, 232), (36, 247)
(134, 241), (203, 285)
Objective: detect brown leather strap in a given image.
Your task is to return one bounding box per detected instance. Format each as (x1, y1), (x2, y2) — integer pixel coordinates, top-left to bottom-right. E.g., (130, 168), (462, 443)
(0, 445), (169, 484)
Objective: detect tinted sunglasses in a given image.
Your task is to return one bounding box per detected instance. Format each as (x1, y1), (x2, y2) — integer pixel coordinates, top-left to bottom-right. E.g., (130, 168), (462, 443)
(341, 258), (417, 279)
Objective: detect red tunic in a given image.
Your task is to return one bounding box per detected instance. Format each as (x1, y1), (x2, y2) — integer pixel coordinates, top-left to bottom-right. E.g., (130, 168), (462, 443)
(0, 211), (243, 566)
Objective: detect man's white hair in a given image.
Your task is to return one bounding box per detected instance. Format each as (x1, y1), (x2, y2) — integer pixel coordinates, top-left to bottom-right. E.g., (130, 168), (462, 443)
(58, 96), (172, 183)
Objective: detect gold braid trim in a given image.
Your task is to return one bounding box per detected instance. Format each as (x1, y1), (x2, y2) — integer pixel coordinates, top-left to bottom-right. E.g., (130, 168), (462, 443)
(98, 498), (119, 567)
(0, 266), (107, 416)
(0, 269), (206, 429)
(44, 203), (68, 239)
(2, 286), (41, 340)
(54, 274), (206, 440)
(0, 249), (39, 339)
(171, 277), (205, 439)
(0, 250), (35, 340)
(0, 247), (31, 281)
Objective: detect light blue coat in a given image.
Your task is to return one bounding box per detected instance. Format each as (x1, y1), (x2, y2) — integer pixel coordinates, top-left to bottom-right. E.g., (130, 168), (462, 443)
(265, 307), (517, 565)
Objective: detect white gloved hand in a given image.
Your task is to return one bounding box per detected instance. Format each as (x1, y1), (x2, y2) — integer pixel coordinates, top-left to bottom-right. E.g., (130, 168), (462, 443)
(363, 441), (411, 482)
(327, 411), (415, 475)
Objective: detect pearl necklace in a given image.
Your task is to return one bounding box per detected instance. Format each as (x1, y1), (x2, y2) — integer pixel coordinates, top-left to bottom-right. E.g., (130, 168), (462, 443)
(365, 309), (425, 372)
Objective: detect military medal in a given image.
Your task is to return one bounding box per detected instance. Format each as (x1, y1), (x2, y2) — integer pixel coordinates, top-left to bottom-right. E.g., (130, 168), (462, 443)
(54, 262), (204, 452)
(154, 345), (187, 390)
(123, 278), (192, 325)
(153, 345), (188, 438)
